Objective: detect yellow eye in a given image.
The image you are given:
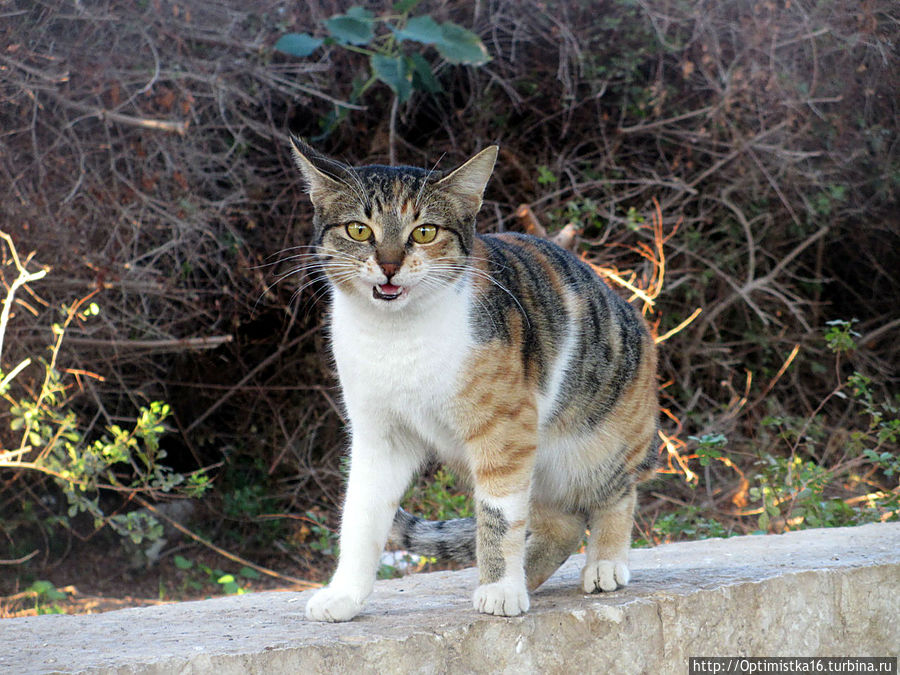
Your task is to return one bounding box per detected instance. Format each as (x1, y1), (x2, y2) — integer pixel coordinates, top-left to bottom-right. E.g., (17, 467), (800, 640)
(345, 222), (372, 241)
(411, 224), (438, 244)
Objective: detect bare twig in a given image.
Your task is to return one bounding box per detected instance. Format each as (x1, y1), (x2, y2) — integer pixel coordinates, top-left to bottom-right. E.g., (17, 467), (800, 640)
(64, 335), (233, 351)
(185, 328), (318, 434)
(43, 91), (189, 135)
(0, 54), (69, 82)
(686, 224), (830, 354)
(860, 317), (900, 348)
(515, 204), (548, 238)
(618, 104), (717, 134)
(135, 497), (320, 589)
(0, 550), (39, 565)
(0, 231), (48, 361)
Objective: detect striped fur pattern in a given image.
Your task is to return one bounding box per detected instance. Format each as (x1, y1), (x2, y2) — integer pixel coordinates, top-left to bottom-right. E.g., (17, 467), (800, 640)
(291, 138), (658, 622)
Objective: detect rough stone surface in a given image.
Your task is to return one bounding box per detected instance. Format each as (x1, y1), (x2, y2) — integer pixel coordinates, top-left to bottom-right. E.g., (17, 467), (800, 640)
(5, 523), (899, 674)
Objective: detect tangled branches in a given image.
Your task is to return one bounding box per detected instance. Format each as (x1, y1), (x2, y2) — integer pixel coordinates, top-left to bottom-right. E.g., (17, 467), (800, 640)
(0, 0), (897, 568)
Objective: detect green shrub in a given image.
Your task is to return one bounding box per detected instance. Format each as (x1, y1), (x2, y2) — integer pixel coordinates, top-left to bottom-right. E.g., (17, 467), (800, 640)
(0, 232), (208, 550)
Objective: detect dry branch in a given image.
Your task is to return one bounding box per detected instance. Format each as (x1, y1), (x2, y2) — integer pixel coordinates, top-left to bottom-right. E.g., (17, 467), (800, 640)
(1, 0), (896, 576)
(135, 498), (320, 589)
(64, 335), (233, 351)
(44, 91), (189, 135)
(0, 231), (48, 361)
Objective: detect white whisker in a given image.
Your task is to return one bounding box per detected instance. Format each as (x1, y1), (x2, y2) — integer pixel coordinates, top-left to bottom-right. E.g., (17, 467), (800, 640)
(414, 153), (445, 210)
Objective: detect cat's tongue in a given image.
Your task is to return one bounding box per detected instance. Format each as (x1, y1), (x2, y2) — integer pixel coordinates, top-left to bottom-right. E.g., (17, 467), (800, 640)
(374, 283), (403, 300)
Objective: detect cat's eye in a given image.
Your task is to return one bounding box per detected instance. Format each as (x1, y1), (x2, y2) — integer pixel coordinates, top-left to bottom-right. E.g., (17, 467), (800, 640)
(411, 224), (438, 244)
(345, 222), (373, 242)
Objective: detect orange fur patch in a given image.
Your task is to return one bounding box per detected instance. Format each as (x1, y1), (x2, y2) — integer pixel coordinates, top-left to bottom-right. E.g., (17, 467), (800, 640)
(455, 327), (539, 497)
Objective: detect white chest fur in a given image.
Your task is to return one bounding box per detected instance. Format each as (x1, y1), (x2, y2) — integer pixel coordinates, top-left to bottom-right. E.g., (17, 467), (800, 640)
(329, 286), (473, 457)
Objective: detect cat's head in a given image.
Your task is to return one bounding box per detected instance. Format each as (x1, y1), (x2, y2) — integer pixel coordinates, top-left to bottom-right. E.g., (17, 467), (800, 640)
(290, 137), (497, 311)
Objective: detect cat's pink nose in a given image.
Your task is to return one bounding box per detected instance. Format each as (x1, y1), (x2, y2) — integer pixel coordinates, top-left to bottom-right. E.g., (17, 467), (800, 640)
(380, 262), (399, 279)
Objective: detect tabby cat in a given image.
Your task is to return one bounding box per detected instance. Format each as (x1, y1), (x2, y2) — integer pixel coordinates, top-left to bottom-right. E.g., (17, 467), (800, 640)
(290, 138), (658, 622)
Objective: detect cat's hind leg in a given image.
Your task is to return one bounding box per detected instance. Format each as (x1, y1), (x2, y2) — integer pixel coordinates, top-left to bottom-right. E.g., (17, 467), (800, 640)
(581, 485), (636, 593)
(524, 503), (586, 591)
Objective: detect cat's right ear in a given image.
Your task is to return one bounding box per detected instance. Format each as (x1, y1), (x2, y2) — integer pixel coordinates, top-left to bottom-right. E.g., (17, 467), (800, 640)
(289, 135), (344, 207)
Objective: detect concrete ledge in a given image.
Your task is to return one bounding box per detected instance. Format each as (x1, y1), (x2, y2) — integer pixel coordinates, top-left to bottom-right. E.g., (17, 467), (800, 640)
(6, 523), (899, 674)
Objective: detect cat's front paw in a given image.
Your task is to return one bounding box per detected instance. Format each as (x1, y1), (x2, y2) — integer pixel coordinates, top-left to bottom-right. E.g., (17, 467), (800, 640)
(473, 579), (530, 616)
(582, 559), (630, 593)
(305, 586), (364, 622)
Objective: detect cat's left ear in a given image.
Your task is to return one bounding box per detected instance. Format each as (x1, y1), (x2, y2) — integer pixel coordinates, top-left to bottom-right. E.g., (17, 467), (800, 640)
(434, 145), (498, 213)
(289, 135), (346, 207)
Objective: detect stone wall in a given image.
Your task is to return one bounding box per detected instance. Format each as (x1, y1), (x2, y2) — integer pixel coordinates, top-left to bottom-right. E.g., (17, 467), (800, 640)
(5, 522), (899, 674)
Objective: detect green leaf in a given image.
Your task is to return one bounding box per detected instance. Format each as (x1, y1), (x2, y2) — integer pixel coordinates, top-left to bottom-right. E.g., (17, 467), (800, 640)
(345, 6), (374, 20)
(435, 22), (490, 65)
(393, 15), (442, 44)
(239, 566), (261, 580)
(325, 11), (375, 45)
(173, 555), (194, 570)
(392, 0), (422, 13)
(274, 33), (324, 57)
(371, 54), (412, 103)
(536, 165), (557, 185)
(29, 580), (67, 601)
(409, 53), (441, 93)
(28, 580), (53, 595)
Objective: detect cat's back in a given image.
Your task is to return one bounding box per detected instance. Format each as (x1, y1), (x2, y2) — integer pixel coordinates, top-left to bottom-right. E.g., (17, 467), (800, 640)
(470, 231), (655, 431)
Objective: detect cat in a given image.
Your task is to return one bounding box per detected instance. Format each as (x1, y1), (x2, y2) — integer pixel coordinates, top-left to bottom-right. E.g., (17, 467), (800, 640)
(289, 137), (659, 622)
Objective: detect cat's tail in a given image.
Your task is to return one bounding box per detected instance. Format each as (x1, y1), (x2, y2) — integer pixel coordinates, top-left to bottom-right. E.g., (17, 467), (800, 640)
(388, 508), (476, 563)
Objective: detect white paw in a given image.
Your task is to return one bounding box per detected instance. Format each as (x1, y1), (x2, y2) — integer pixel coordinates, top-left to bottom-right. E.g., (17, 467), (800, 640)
(473, 579), (530, 616)
(582, 560), (630, 593)
(305, 586), (364, 622)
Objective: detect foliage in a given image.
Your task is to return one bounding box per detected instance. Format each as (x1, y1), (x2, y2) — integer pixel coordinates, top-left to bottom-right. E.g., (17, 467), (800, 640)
(303, 510), (339, 557)
(635, 506), (733, 547)
(824, 319), (861, 355)
(688, 433), (728, 468)
(275, 3), (489, 138)
(172, 554), (261, 596)
(0, 233), (208, 552)
(666, 320), (899, 540)
(24, 580), (68, 615)
(403, 468), (473, 521)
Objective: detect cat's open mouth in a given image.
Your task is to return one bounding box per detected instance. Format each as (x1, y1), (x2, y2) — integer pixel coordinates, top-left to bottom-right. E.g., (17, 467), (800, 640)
(373, 283), (404, 301)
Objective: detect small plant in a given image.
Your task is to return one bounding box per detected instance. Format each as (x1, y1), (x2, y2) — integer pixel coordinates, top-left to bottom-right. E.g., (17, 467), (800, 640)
(743, 321), (899, 533)
(689, 433), (728, 467)
(403, 467), (473, 521)
(824, 318), (860, 354)
(536, 165), (558, 185)
(545, 198), (606, 237)
(625, 206), (645, 231)
(274, 3), (490, 143)
(0, 231), (209, 550)
(304, 510), (338, 557)
(377, 561), (402, 580)
(172, 555), (260, 596)
(25, 580), (68, 615)
(636, 506), (732, 546)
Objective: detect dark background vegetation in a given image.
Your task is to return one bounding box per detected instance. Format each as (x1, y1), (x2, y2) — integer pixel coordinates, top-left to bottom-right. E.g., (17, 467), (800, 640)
(1, 0), (897, 613)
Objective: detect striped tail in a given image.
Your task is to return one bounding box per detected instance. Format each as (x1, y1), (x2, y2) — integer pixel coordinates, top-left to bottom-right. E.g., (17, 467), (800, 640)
(388, 508), (477, 563)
